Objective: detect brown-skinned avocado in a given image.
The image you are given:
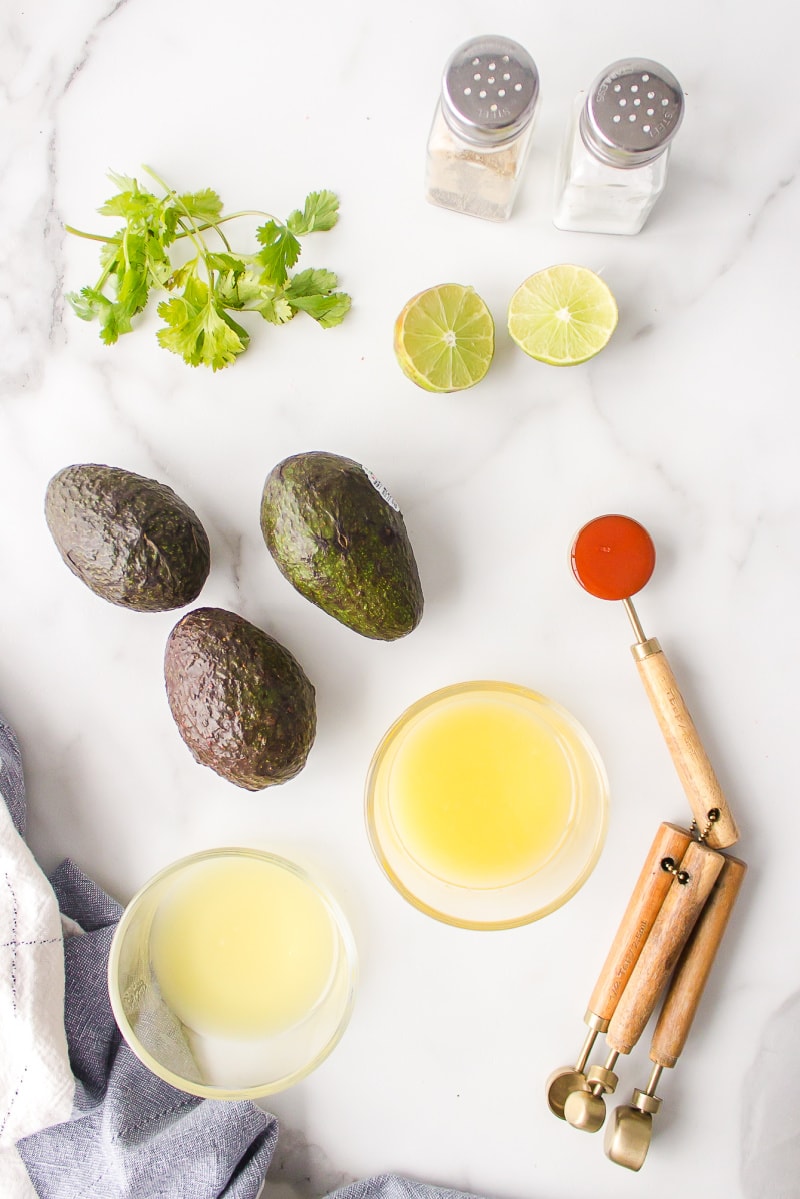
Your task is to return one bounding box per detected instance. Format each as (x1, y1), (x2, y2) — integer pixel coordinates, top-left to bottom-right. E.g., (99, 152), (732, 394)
(260, 451), (423, 640)
(45, 464), (210, 612)
(164, 606), (316, 790)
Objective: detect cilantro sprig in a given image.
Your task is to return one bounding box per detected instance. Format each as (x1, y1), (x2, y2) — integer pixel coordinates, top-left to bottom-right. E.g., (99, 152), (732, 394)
(65, 167), (351, 371)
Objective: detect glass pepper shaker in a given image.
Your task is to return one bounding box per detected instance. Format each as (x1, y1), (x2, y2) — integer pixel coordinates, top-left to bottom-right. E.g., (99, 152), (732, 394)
(425, 35), (540, 222)
(553, 58), (684, 235)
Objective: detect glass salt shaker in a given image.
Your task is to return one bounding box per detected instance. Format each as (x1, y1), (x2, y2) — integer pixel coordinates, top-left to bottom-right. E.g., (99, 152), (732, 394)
(553, 58), (684, 235)
(425, 35), (540, 222)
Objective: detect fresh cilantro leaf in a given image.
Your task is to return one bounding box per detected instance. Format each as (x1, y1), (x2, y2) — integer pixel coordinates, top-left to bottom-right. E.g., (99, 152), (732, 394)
(217, 277), (264, 310)
(284, 267), (339, 296)
(257, 294), (294, 325)
(106, 171), (138, 194)
(98, 304), (132, 343)
(284, 268), (350, 327)
(156, 277), (248, 371)
(98, 183), (160, 223)
(213, 260), (263, 310)
(66, 286), (109, 323)
(255, 221), (301, 286)
(145, 236), (174, 287)
(286, 190), (340, 235)
(286, 291), (351, 327)
(116, 232), (150, 315)
(176, 188), (223, 222)
(162, 206), (179, 244)
(206, 252), (247, 277)
(67, 288), (127, 344)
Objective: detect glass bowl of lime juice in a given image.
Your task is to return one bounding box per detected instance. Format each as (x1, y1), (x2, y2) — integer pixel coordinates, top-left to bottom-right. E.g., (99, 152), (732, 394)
(108, 848), (357, 1098)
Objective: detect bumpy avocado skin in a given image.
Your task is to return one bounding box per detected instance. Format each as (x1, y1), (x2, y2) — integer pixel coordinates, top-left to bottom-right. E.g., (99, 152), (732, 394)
(164, 607), (316, 790)
(260, 451), (424, 640)
(45, 464), (210, 613)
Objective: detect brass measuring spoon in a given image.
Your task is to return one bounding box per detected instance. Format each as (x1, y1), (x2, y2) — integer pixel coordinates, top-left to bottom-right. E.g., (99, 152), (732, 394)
(605, 852), (747, 1170)
(546, 822), (692, 1119)
(564, 838), (724, 1133)
(570, 514), (739, 850)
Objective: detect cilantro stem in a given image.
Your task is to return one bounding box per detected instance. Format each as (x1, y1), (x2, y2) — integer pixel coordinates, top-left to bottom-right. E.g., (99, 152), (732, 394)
(207, 223), (232, 254)
(141, 163), (176, 195)
(64, 224), (120, 244)
(200, 209), (279, 225)
(66, 214), (282, 248)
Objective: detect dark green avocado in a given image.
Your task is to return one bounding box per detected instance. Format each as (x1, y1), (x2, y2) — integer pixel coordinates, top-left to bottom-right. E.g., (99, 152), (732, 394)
(260, 451), (423, 640)
(45, 463), (210, 612)
(164, 606), (316, 790)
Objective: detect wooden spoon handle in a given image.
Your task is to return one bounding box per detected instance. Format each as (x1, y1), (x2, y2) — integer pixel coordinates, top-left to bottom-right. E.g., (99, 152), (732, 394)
(606, 840), (725, 1056)
(631, 639), (739, 850)
(587, 822), (693, 1024)
(649, 853), (747, 1069)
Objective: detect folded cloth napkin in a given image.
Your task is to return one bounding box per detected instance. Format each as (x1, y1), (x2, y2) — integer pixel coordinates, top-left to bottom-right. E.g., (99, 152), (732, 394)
(1, 712), (277, 1199)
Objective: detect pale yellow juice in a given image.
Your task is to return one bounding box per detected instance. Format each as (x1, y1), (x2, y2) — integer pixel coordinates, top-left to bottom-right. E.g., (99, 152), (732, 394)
(149, 856), (336, 1039)
(387, 691), (574, 888)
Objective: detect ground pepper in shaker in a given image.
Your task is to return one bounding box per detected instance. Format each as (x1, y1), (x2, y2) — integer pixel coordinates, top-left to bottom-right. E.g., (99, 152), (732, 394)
(553, 58), (684, 235)
(425, 35), (540, 222)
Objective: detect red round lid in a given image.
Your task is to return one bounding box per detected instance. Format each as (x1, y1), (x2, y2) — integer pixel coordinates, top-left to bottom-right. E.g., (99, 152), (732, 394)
(570, 514), (656, 601)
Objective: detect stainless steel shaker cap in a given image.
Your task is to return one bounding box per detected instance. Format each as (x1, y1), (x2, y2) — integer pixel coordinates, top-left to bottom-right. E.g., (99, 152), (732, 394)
(441, 35), (540, 146)
(579, 59), (684, 168)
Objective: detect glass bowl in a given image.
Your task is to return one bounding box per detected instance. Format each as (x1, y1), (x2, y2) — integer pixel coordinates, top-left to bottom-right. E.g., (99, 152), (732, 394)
(108, 848), (357, 1099)
(365, 680), (609, 929)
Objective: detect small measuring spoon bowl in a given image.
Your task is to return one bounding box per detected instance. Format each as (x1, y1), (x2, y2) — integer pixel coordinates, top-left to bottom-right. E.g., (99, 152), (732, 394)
(604, 1104), (653, 1170)
(564, 1087), (609, 1132)
(546, 1065), (591, 1119)
(570, 513), (655, 601)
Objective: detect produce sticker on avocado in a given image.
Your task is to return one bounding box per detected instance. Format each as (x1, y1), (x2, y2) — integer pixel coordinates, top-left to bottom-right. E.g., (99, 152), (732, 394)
(365, 468), (400, 512)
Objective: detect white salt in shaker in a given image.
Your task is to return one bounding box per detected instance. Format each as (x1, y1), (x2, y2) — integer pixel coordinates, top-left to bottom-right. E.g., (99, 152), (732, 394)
(553, 58), (684, 235)
(425, 35), (540, 222)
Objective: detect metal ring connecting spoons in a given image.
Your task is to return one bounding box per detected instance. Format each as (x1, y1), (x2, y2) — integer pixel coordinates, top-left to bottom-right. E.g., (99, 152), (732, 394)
(570, 514), (739, 850)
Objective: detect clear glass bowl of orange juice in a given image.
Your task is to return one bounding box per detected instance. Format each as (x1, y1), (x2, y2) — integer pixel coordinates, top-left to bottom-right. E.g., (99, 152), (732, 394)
(365, 681), (609, 929)
(108, 849), (357, 1098)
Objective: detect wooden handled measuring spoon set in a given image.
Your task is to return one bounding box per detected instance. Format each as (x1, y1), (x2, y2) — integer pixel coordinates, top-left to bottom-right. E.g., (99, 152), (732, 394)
(547, 515), (746, 1170)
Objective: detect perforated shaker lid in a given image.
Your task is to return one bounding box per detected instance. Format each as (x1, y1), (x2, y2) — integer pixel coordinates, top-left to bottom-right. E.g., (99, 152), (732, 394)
(579, 59), (684, 168)
(440, 35), (540, 146)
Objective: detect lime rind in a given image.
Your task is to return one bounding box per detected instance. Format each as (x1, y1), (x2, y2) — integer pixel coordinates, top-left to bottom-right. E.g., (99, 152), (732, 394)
(394, 284), (495, 392)
(507, 265), (618, 367)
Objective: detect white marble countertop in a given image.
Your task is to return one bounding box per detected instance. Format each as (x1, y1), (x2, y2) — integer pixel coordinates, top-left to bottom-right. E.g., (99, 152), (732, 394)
(2, 1), (798, 1196)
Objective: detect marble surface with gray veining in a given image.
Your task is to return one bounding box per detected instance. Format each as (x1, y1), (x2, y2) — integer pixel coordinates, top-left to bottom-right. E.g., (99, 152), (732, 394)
(2, 1), (799, 1196)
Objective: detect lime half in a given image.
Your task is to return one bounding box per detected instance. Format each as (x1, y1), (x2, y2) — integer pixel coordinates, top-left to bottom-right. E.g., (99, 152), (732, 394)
(394, 284), (495, 392)
(507, 265), (618, 366)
